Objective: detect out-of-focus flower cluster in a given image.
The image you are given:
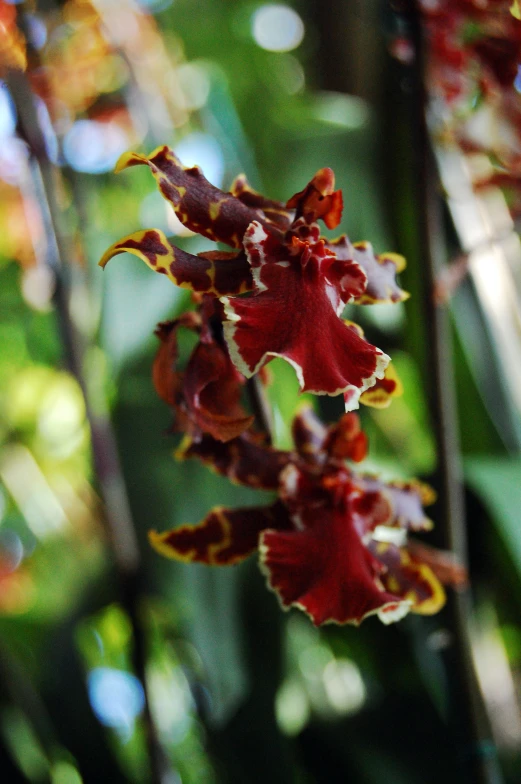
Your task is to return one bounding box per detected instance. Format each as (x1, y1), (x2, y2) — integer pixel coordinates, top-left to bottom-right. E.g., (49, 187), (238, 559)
(0, 0), (26, 73)
(419, 0), (521, 215)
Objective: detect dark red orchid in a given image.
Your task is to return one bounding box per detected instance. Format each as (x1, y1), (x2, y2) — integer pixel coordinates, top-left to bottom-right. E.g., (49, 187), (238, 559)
(419, 0), (521, 225)
(100, 146), (408, 407)
(150, 407), (453, 626)
(153, 296), (254, 442)
(221, 218), (389, 403)
(421, 0), (521, 105)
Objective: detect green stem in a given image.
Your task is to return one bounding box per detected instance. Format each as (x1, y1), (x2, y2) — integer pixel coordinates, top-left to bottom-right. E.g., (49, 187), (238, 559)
(390, 3), (503, 782)
(6, 65), (171, 784)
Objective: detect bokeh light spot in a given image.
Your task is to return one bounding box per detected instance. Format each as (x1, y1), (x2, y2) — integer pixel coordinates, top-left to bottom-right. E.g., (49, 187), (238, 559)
(275, 679), (310, 735)
(178, 62), (211, 111)
(251, 4), (304, 52)
(514, 64), (521, 93)
(88, 667), (144, 734)
(0, 82), (17, 139)
(63, 120), (129, 174)
(322, 659), (366, 715)
(175, 132), (224, 187)
(50, 761), (82, 784)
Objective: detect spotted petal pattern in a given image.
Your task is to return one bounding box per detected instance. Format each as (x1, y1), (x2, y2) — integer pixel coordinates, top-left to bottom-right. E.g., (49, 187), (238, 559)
(367, 541), (446, 616)
(100, 229), (253, 296)
(116, 147), (277, 247)
(102, 150), (406, 402)
(150, 502), (290, 565)
(326, 236), (408, 305)
(178, 432), (291, 490)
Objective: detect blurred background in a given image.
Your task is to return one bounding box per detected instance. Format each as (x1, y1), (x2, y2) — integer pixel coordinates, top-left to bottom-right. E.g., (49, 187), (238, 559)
(2, 0), (521, 781)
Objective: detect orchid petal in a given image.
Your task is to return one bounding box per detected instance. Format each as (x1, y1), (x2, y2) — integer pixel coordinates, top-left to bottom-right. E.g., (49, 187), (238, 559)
(358, 477), (435, 532)
(259, 505), (410, 626)
(286, 168), (343, 229)
(222, 222), (389, 402)
(368, 541), (446, 616)
(150, 501), (290, 565)
(326, 236), (408, 304)
(116, 146), (279, 247)
(359, 361), (404, 408)
(177, 432), (291, 490)
(230, 174), (293, 231)
(100, 229), (253, 296)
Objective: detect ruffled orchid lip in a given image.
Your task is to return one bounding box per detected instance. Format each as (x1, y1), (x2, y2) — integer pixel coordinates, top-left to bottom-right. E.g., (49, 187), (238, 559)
(220, 219), (388, 402)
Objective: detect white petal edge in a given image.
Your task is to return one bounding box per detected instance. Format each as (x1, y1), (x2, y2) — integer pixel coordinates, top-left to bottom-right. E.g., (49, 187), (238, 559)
(258, 532), (413, 627)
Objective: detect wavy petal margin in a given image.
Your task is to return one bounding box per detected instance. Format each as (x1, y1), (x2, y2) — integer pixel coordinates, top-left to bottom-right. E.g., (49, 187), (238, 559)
(184, 340), (255, 442)
(222, 223), (389, 402)
(326, 236), (408, 304)
(116, 146), (278, 247)
(150, 501), (290, 565)
(286, 168), (343, 229)
(259, 505), (411, 626)
(358, 476), (435, 532)
(359, 362), (404, 408)
(100, 229), (253, 296)
(368, 541), (446, 616)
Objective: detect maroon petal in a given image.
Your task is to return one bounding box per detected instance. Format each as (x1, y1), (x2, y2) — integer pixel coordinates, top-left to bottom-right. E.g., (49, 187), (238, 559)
(116, 147), (281, 247)
(184, 340), (254, 442)
(407, 540), (467, 588)
(178, 432), (291, 490)
(357, 477), (435, 532)
(326, 236), (408, 304)
(230, 174), (293, 231)
(153, 314), (200, 407)
(260, 505), (410, 625)
(100, 229), (253, 296)
(150, 501), (290, 565)
(368, 541), (446, 616)
(222, 222), (389, 403)
(291, 405), (328, 460)
(322, 413), (368, 463)
(286, 168), (344, 229)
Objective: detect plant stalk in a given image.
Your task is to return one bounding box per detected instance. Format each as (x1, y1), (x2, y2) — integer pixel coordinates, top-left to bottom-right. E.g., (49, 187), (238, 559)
(7, 64), (171, 784)
(392, 3), (503, 782)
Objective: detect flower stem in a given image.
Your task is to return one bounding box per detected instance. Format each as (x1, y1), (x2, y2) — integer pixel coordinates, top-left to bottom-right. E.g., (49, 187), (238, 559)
(7, 65), (171, 784)
(390, 3), (503, 782)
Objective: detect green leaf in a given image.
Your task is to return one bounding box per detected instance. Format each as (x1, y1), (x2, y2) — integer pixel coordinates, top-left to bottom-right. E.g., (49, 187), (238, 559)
(465, 456), (521, 574)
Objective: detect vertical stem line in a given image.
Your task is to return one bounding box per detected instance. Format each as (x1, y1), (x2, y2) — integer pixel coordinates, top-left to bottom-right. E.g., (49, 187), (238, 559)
(393, 3), (503, 782)
(7, 66), (170, 784)
(247, 376), (274, 444)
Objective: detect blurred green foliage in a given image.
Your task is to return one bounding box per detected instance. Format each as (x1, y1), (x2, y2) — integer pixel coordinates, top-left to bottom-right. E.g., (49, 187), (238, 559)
(1, 1), (521, 783)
